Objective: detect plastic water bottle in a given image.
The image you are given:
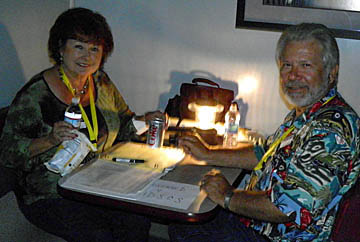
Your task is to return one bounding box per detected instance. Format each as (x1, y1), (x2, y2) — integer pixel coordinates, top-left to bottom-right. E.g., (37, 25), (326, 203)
(64, 97), (82, 129)
(223, 102), (240, 147)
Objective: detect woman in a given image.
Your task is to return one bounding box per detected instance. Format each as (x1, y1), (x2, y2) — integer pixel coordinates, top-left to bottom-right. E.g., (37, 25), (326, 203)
(0, 8), (158, 241)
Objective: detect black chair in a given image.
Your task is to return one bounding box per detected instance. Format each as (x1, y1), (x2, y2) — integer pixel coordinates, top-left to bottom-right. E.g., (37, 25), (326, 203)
(0, 106), (17, 198)
(0, 106), (8, 135)
(331, 177), (360, 242)
(0, 165), (18, 198)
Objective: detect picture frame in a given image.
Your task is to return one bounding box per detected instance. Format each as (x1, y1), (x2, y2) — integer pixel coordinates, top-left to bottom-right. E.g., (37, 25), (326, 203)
(236, 0), (360, 40)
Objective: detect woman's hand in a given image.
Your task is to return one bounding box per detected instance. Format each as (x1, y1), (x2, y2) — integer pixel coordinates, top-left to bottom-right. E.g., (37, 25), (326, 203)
(29, 121), (78, 157)
(48, 121), (78, 145)
(144, 111), (168, 125)
(135, 111), (168, 127)
(200, 169), (234, 207)
(178, 135), (210, 161)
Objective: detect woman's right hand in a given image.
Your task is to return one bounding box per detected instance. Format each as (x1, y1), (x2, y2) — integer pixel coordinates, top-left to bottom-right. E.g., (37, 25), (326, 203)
(29, 121), (78, 158)
(48, 121), (78, 145)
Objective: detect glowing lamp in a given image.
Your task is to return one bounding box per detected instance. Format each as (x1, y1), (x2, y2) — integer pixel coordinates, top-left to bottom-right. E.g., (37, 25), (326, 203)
(188, 101), (224, 130)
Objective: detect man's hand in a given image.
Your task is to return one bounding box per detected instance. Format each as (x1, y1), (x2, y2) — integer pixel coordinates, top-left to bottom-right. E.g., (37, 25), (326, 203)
(200, 169), (234, 207)
(178, 135), (210, 161)
(199, 170), (294, 223)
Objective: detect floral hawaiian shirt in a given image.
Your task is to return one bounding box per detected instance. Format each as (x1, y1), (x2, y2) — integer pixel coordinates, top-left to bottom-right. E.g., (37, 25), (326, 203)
(249, 88), (360, 241)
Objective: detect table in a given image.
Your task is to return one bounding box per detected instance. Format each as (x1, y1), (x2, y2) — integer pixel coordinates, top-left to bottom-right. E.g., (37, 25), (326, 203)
(58, 142), (243, 223)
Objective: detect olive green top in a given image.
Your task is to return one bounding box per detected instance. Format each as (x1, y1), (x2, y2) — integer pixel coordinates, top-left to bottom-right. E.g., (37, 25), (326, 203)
(0, 70), (137, 204)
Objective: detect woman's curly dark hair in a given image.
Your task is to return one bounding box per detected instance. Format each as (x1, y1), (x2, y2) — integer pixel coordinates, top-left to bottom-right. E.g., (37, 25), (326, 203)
(48, 7), (114, 69)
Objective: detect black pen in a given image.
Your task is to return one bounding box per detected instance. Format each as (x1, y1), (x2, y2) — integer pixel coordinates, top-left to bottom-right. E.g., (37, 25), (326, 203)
(112, 158), (145, 164)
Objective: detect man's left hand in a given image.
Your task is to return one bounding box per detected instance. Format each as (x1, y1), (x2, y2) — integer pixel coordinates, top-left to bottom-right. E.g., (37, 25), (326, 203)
(200, 169), (234, 207)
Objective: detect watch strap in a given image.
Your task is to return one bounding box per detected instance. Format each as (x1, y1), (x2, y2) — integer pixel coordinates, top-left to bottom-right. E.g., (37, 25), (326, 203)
(224, 190), (234, 210)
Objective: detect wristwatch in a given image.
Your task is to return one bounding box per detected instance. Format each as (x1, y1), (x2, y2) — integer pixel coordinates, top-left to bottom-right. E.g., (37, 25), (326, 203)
(224, 189), (234, 210)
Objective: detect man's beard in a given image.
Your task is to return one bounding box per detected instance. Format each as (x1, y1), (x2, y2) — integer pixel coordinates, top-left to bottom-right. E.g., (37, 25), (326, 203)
(283, 78), (330, 108)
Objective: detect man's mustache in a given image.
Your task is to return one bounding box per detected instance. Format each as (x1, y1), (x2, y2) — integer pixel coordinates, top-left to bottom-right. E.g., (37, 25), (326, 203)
(285, 81), (307, 89)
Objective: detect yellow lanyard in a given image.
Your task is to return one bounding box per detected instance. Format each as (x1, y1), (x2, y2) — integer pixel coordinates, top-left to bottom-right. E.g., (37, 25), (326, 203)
(254, 126), (294, 171)
(60, 66), (98, 147)
(253, 95), (336, 171)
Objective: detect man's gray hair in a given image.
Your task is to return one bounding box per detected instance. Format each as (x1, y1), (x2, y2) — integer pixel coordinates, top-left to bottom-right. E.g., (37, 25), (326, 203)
(275, 23), (339, 83)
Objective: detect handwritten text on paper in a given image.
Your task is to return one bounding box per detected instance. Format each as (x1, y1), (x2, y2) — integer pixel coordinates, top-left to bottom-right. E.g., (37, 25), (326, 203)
(137, 180), (200, 210)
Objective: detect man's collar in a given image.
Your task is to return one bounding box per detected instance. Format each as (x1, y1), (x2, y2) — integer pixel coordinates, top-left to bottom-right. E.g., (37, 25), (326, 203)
(306, 87), (337, 117)
(286, 87), (338, 123)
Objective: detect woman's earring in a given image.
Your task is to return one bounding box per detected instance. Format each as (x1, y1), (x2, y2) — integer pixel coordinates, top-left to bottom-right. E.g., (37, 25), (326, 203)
(59, 55), (63, 64)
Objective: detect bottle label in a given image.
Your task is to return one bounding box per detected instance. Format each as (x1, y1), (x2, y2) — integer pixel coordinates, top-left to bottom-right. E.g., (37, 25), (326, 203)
(65, 111), (81, 119)
(64, 111), (82, 128)
(226, 124), (239, 134)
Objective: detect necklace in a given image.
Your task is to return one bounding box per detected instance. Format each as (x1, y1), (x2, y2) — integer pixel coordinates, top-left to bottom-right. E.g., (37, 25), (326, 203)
(58, 67), (89, 96)
(59, 65), (98, 147)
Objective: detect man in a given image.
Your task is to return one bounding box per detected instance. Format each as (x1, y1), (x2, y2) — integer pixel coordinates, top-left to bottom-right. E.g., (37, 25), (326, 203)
(168, 23), (360, 241)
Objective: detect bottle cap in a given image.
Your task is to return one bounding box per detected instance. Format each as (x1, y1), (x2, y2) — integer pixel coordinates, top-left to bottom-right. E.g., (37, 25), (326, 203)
(230, 102), (238, 111)
(71, 97), (80, 105)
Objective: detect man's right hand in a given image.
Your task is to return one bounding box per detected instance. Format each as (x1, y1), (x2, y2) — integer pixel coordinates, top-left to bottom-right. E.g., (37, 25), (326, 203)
(178, 135), (210, 161)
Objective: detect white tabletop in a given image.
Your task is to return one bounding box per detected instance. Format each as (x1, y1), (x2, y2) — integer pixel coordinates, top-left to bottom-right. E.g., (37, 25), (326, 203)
(58, 142), (243, 222)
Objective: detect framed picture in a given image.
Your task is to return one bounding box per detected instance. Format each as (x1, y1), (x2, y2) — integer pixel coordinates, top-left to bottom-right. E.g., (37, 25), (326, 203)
(236, 0), (360, 39)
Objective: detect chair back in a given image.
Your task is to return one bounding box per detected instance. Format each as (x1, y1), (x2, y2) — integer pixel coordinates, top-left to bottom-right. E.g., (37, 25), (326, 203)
(0, 106), (16, 198)
(0, 106), (9, 136)
(331, 178), (360, 241)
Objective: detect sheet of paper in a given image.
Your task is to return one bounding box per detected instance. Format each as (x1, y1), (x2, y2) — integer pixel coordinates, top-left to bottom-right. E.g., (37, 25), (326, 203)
(59, 154), (201, 210)
(137, 180), (200, 210)
(60, 159), (164, 199)
(132, 119), (148, 135)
